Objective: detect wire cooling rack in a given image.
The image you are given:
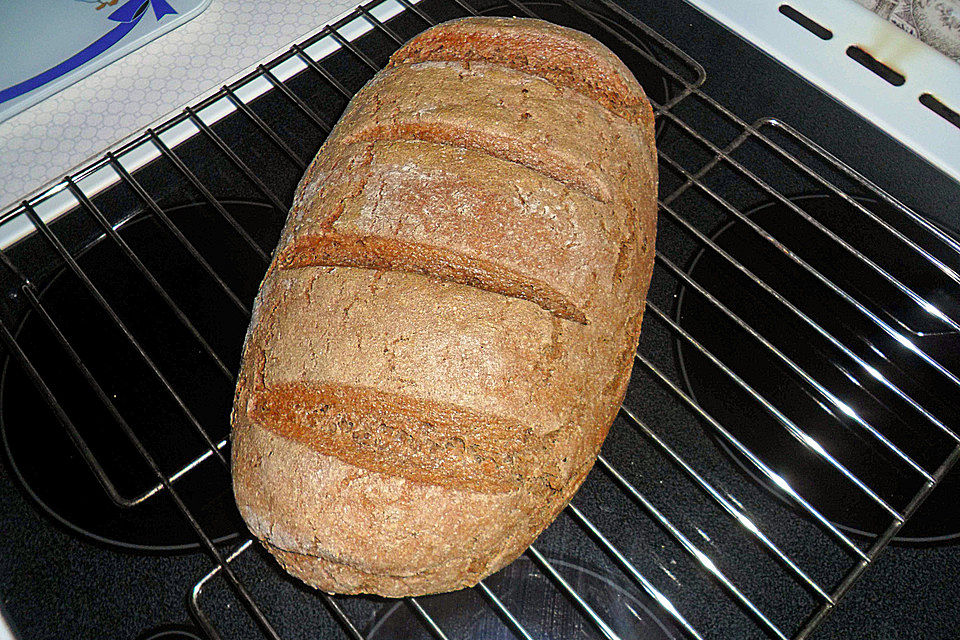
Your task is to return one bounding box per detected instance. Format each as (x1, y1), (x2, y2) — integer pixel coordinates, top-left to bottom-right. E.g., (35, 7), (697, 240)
(1, 0), (959, 638)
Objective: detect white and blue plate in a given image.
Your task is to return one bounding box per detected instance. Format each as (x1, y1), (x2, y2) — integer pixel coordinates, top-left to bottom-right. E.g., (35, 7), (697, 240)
(0, 0), (211, 123)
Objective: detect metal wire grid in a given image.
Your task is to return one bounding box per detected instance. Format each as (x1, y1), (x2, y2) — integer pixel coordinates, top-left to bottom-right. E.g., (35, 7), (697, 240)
(0, 0), (957, 637)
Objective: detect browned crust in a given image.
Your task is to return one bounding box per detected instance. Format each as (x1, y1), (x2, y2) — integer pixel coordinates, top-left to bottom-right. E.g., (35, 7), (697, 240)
(388, 17), (655, 132)
(245, 266), (595, 436)
(232, 421), (549, 591)
(263, 539), (511, 597)
(344, 120), (609, 203)
(280, 137), (635, 327)
(248, 382), (539, 493)
(235, 416), (607, 596)
(232, 16), (658, 598)
(276, 234), (588, 324)
(328, 58), (660, 205)
(326, 59), (657, 235)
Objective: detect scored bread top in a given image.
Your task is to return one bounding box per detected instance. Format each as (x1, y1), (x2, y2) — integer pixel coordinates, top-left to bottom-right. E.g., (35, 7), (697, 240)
(232, 16), (658, 594)
(277, 45), (657, 323)
(241, 265), (606, 493)
(238, 12), (657, 487)
(239, 14), (656, 481)
(275, 138), (628, 325)
(388, 17), (656, 138)
(331, 59), (650, 203)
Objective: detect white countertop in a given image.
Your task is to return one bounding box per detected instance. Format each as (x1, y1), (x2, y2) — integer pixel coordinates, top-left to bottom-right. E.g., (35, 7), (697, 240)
(0, 0), (363, 213)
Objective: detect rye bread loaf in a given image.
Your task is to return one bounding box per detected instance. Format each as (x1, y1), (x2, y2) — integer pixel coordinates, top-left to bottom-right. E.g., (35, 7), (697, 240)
(231, 16), (658, 597)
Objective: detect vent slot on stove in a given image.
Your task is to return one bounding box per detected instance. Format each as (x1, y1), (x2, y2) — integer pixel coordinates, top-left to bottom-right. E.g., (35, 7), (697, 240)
(1, 0), (959, 639)
(920, 93), (960, 130)
(846, 45), (906, 86)
(778, 4), (832, 40)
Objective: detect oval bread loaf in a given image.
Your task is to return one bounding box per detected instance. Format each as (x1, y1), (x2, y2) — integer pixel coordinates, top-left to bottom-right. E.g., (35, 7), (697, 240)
(231, 16), (658, 597)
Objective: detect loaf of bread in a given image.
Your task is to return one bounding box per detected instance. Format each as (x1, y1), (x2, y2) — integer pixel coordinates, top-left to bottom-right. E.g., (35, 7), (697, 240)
(231, 16), (658, 597)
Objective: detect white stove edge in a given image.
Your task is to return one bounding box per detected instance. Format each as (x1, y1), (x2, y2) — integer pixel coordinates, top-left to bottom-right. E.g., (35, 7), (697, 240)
(686, 0), (960, 185)
(0, 0), (419, 250)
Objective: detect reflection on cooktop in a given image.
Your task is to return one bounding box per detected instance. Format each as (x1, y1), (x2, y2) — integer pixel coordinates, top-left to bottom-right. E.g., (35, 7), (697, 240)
(0, 201), (282, 551)
(368, 556), (688, 639)
(676, 193), (960, 542)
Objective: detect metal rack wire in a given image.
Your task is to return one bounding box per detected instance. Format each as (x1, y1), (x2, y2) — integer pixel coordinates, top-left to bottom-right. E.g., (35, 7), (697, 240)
(1, 0), (958, 637)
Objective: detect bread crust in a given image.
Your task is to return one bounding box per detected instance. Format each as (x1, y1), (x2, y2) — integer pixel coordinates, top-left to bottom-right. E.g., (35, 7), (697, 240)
(232, 16), (657, 597)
